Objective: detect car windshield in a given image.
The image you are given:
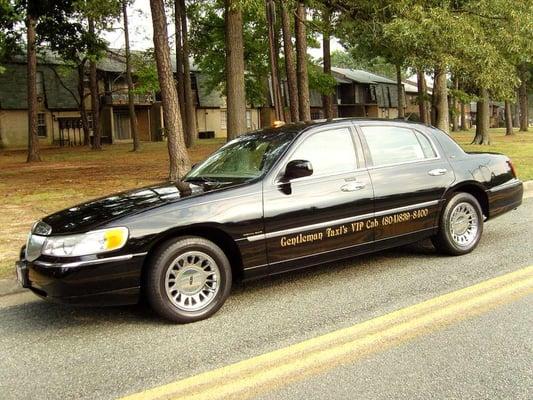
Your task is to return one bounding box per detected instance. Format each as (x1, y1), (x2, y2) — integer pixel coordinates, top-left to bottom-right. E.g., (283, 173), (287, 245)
(185, 130), (297, 183)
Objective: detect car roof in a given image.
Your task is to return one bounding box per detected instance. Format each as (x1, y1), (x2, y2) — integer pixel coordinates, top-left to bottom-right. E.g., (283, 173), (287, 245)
(242, 118), (434, 139)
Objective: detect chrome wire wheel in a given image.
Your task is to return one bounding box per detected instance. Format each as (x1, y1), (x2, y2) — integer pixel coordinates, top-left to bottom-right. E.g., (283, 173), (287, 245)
(449, 202), (479, 247)
(165, 251), (221, 312)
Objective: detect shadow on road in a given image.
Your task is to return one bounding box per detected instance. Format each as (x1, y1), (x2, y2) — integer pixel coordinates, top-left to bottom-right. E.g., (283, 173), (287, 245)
(1, 241), (440, 330)
(234, 239), (440, 292)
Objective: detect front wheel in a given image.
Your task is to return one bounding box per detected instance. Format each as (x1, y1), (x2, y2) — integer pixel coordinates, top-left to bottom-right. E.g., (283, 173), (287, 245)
(432, 193), (484, 256)
(146, 236), (232, 323)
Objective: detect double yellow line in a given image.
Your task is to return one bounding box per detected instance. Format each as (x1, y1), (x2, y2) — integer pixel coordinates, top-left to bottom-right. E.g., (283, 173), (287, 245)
(120, 266), (533, 400)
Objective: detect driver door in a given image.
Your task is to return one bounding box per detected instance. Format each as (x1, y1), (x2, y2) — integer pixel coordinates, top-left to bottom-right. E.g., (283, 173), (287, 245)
(262, 124), (374, 274)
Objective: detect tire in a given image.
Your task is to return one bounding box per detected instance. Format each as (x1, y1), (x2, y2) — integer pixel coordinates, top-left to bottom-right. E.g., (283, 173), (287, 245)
(146, 236), (232, 323)
(432, 192), (484, 256)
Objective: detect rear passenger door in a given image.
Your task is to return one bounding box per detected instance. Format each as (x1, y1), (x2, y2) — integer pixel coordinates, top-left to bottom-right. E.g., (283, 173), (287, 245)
(357, 124), (454, 244)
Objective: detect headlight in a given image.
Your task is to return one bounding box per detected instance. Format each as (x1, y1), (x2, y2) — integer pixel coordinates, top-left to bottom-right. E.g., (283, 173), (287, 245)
(41, 227), (129, 257)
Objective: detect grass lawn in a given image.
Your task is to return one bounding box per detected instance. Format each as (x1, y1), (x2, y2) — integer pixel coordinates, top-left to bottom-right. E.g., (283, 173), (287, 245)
(450, 128), (533, 181)
(0, 128), (531, 280)
(0, 139), (224, 280)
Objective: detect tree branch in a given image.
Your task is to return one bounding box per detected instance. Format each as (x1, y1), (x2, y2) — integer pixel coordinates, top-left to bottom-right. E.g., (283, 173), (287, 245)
(45, 65), (81, 107)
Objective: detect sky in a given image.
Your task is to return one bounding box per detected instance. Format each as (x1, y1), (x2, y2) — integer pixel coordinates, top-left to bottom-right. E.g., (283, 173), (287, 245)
(103, 0), (343, 59)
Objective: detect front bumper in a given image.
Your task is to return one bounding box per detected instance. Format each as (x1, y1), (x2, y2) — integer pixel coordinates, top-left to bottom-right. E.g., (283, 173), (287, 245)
(16, 253), (146, 306)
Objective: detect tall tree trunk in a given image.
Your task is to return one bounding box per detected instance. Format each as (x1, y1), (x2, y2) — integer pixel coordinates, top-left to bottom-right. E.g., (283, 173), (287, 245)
(295, 1), (310, 121)
(430, 71), (437, 126)
(513, 90), (520, 128)
(273, 11), (285, 119)
(224, 0), (247, 140)
(150, 0), (191, 180)
(433, 66), (449, 132)
(460, 78), (468, 131)
(518, 65), (529, 132)
(180, 0), (197, 147)
(460, 102), (467, 130)
(89, 58), (101, 150)
(416, 69), (428, 125)
(322, 10), (333, 119)
(266, 0), (283, 121)
(513, 90), (520, 127)
(279, 0), (298, 122)
(77, 61), (90, 145)
(472, 88), (490, 145)
(123, 0), (140, 151)
(174, 0), (186, 132)
(88, 18), (102, 150)
(504, 100), (514, 136)
(396, 63), (404, 119)
(451, 77), (459, 132)
(26, 15), (41, 162)
(459, 80), (469, 131)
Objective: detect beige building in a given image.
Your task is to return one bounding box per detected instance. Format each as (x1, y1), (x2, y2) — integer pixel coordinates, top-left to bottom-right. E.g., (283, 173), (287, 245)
(0, 52), (261, 149)
(4, 55), (472, 150)
(331, 67), (405, 119)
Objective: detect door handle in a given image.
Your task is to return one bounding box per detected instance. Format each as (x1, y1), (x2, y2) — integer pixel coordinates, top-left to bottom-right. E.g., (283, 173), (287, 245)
(428, 168), (447, 176)
(340, 182), (366, 192)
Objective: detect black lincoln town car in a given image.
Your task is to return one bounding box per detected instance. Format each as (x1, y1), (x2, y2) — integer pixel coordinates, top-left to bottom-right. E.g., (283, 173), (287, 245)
(16, 119), (523, 322)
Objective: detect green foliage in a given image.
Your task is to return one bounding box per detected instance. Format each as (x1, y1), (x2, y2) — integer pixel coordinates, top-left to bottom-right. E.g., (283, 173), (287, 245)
(330, 49), (398, 79)
(188, 0), (269, 106)
(449, 87), (477, 105)
(131, 49), (160, 95)
(323, 0), (532, 101)
(308, 59), (336, 95)
(74, 0), (121, 25)
(332, 1), (408, 69)
(1, 0), (121, 67)
(0, 0), (21, 67)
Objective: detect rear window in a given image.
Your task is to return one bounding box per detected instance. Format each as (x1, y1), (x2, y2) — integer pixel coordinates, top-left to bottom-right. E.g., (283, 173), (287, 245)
(429, 127), (466, 159)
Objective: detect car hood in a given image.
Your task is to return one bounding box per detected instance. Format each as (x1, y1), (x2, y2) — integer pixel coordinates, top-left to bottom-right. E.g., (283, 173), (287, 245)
(41, 181), (208, 235)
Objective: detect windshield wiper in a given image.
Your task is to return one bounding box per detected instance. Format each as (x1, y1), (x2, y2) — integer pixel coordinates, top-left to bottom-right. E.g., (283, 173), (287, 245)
(185, 176), (229, 188)
(184, 176), (215, 184)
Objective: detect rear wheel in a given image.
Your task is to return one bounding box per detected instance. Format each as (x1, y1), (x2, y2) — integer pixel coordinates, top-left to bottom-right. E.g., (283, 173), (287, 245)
(146, 236), (232, 323)
(432, 192), (483, 255)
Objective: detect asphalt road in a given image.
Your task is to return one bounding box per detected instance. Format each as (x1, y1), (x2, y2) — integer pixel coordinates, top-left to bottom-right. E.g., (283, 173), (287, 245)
(258, 295), (533, 400)
(1, 199), (532, 400)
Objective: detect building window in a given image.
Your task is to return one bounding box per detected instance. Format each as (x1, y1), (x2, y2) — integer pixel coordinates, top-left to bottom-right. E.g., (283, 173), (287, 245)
(220, 110), (227, 129)
(37, 113), (47, 137)
(246, 110), (252, 129)
(36, 72), (44, 96)
(311, 110), (322, 120)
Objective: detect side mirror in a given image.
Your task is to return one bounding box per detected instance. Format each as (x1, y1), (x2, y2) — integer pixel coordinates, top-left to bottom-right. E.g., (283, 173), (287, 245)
(283, 159), (313, 181)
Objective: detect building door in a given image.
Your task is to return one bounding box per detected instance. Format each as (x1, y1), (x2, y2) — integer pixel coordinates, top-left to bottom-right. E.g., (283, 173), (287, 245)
(58, 118), (83, 146)
(113, 112), (131, 140)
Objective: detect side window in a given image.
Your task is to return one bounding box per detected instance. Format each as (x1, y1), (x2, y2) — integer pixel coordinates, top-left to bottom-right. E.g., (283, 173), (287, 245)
(360, 126), (436, 167)
(290, 128), (357, 176)
(415, 131), (437, 158)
